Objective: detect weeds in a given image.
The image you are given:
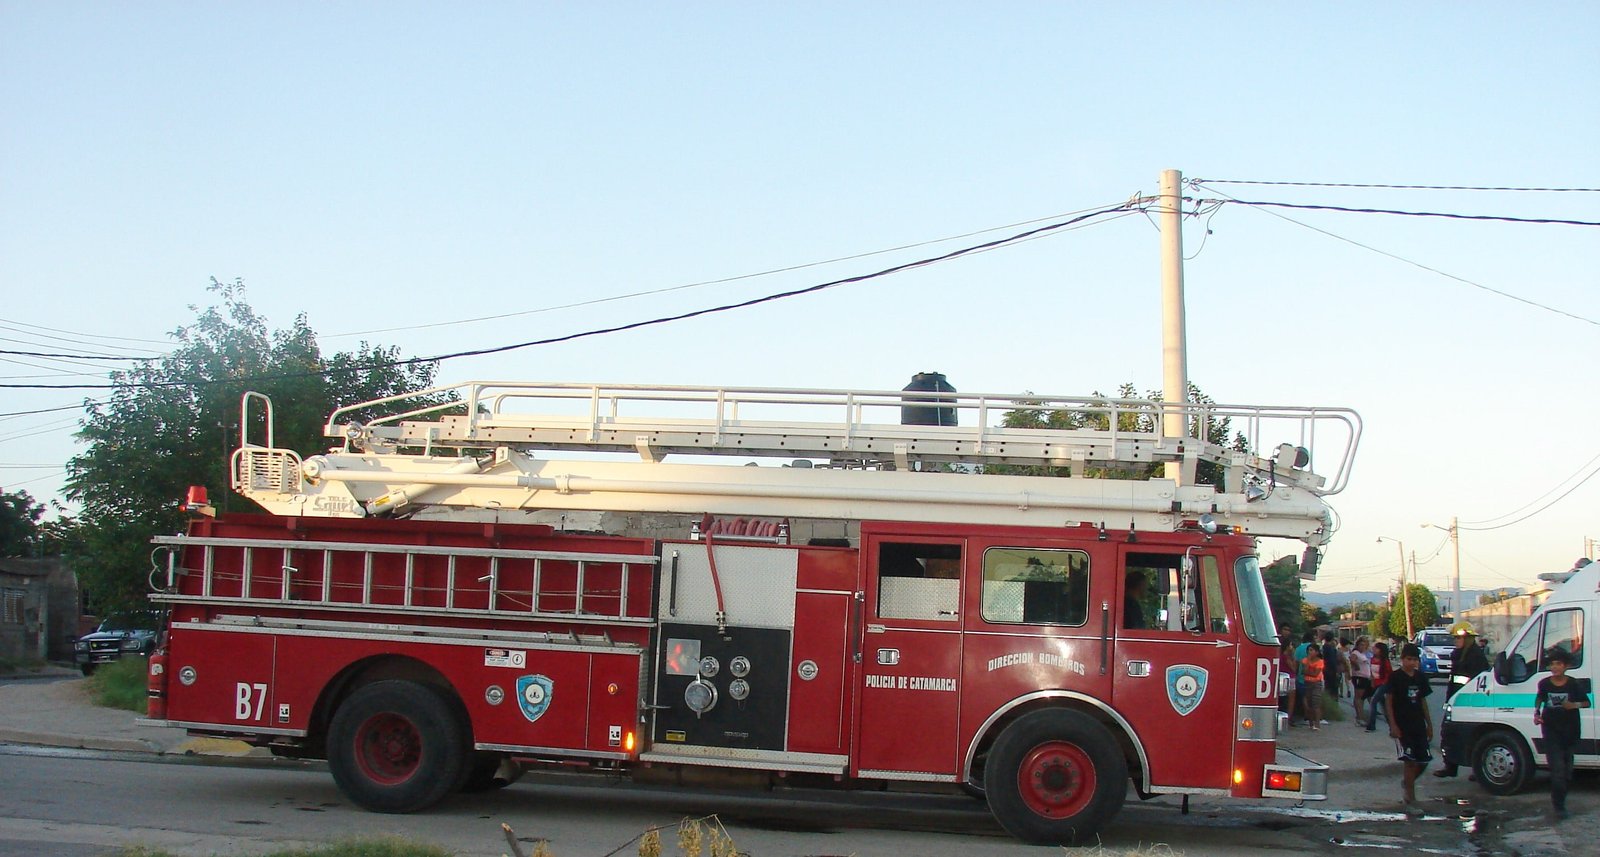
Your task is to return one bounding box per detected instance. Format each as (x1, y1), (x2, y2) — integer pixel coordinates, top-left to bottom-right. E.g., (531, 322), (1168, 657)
(89, 655), (148, 712)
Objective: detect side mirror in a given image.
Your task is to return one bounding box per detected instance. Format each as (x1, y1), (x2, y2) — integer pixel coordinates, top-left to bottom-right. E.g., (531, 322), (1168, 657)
(1492, 652), (1507, 685)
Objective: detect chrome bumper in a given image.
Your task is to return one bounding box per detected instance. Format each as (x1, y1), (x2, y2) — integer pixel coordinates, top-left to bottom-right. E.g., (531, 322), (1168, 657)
(1264, 747), (1329, 800)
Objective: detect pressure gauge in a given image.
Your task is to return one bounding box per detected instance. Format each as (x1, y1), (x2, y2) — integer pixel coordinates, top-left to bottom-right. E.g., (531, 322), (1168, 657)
(728, 678), (750, 701)
(699, 656), (720, 678)
(729, 656), (751, 678)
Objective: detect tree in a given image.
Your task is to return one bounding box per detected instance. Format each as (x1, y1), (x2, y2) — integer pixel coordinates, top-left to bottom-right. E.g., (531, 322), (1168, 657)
(0, 489), (46, 556)
(1368, 606), (1392, 639)
(1262, 555), (1305, 638)
(1301, 601), (1329, 629)
(994, 382), (1249, 485)
(1387, 584), (1439, 638)
(65, 279), (450, 615)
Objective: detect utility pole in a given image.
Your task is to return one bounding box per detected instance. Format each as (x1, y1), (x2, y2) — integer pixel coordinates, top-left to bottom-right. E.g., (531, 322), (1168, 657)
(1423, 518), (1461, 619)
(1158, 169), (1191, 486)
(1379, 536), (1412, 638)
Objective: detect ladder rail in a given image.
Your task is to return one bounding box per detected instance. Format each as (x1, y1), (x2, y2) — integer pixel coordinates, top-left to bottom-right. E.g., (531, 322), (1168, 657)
(320, 380), (1360, 496)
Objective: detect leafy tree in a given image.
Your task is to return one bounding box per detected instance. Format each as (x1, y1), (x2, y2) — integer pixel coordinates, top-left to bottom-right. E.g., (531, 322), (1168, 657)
(1387, 584), (1439, 638)
(65, 279), (449, 615)
(1261, 555), (1305, 638)
(0, 489), (46, 556)
(994, 382), (1249, 485)
(1368, 606), (1392, 639)
(1300, 601), (1329, 629)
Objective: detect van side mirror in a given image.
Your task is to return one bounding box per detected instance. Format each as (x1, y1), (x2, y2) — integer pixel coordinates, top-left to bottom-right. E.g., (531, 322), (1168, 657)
(1492, 652), (1507, 685)
(1506, 653), (1532, 684)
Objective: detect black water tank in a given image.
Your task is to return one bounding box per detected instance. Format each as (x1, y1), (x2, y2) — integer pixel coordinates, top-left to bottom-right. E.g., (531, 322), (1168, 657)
(901, 372), (957, 426)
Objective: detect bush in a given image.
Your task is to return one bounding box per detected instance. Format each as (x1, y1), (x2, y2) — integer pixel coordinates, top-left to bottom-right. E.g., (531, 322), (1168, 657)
(89, 655), (149, 712)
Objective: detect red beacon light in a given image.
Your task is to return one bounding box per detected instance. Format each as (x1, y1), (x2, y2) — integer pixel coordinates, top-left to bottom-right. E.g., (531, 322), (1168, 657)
(183, 485), (215, 517)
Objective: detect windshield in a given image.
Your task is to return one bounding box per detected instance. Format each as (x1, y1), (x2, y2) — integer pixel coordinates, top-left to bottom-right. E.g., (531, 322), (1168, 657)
(98, 614), (155, 632)
(1233, 555), (1277, 646)
(1422, 633), (1451, 648)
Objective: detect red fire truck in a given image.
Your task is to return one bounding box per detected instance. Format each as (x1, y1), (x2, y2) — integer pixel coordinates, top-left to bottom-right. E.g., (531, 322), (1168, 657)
(143, 381), (1359, 844)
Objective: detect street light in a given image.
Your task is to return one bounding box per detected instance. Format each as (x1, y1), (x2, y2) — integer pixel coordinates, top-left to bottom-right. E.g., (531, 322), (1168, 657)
(1378, 536), (1413, 638)
(1422, 518), (1460, 621)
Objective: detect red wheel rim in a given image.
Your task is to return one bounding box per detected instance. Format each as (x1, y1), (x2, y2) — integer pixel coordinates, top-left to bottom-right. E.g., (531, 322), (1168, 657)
(354, 712), (422, 785)
(1016, 741), (1096, 818)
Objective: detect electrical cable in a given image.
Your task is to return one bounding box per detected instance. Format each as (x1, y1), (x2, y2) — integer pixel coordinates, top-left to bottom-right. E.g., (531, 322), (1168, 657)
(0, 316), (170, 346)
(0, 204), (1137, 391)
(0, 349), (145, 361)
(1207, 198), (1600, 228)
(325, 201), (1134, 338)
(1193, 184), (1600, 328)
(2, 469), (65, 488)
(1191, 179), (1600, 193)
(0, 402), (91, 419)
(1458, 457), (1600, 532)
(1460, 450), (1600, 527)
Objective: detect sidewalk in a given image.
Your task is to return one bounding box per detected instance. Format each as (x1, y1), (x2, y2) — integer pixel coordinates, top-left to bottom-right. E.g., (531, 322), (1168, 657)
(0, 670), (258, 757)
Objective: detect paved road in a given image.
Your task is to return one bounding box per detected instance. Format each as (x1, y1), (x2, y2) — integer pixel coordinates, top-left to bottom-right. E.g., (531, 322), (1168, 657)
(0, 743), (1543, 857)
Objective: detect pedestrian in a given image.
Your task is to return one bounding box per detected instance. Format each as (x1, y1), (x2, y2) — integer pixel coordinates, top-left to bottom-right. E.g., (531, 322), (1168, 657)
(1435, 620), (1491, 778)
(1301, 644), (1326, 731)
(1294, 632), (1315, 724)
(1280, 638), (1299, 725)
(1338, 638), (1355, 699)
(1350, 636), (1373, 727)
(1534, 647), (1589, 820)
(1366, 641), (1393, 732)
(1386, 642), (1433, 814)
(1321, 633), (1340, 719)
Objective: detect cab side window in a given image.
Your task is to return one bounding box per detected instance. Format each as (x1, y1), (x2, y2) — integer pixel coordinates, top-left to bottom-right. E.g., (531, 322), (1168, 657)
(1541, 608), (1584, 670)
(876, 542), (962, 622)
(980, 548), (1089, 626)
(1125, 552), (1210, 633)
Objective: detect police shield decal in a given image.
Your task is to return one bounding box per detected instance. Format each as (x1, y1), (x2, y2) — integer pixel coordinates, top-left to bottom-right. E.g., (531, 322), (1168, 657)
(1166, 664), (1208, 716)
(516, 674), (554, 723)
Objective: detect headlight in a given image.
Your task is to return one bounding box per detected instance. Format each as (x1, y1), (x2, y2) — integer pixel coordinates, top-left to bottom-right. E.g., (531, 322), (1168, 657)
(74, 641), (88, 651)
(121, 638), (143, 651)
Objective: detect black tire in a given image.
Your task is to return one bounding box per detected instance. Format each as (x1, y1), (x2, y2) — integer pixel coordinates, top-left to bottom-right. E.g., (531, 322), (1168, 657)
(327, 680), (468, 813)
(459, 751), (523, 792)
(984, 709), (1128, 844)
(79, 664), (96, 677)
(1473, 729), (1533, 795)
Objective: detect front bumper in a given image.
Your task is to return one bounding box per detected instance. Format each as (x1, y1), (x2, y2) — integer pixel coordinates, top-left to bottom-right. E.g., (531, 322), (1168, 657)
(1263, 748), (1329, 800)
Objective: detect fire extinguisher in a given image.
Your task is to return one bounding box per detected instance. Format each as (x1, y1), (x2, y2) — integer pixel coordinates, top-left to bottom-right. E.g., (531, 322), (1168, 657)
(147, 649), (169, 720)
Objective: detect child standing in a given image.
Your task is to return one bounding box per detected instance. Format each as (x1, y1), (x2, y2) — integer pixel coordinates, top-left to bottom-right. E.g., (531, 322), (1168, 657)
(1386, 642), (1433, 813)
(1366, 641), (1393, 732)
(1534, 648), (1589, 820)
(1301, 645), (1326, 731)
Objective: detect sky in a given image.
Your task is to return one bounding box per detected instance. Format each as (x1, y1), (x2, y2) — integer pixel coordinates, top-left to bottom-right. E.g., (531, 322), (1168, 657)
(2, 4), (1596, 606)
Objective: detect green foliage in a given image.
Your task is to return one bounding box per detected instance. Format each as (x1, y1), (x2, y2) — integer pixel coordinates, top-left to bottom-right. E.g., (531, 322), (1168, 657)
(1300, 600), (1328, 628)
(1261, 555), (1304, 637)
(119, 839), (453, 857)
(993, 382), (1249, 486)
(0, 490), (44, 556)
(89, 655), (149, 712)
(1387, 583), (1439, 637)
(65, 279), (449, 615)
(1368, 606), (1392, 638)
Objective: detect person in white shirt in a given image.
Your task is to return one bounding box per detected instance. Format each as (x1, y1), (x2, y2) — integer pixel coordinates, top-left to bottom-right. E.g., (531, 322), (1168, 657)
(1349, 636), (1374, 727)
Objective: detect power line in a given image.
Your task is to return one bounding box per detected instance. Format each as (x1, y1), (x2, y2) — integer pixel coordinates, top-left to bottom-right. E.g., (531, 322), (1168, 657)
(0, 348), (146, 361)
(0, 316), (170, 346)
(1192, 178), (1600, 193)
(1205, 197), (1600, 228)
(0, 402), (90, 419)
(1459, 454), (1600, 532)
(326, 201), (1133, 338)
(1195, 185), (1600, 328)
(0, 204), (1137, 391)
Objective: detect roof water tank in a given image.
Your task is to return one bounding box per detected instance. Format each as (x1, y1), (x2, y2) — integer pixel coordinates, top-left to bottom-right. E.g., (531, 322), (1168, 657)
(901, 372), (957, 427)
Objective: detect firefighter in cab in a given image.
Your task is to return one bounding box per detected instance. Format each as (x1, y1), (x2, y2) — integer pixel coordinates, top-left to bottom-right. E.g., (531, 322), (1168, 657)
(1435, 620), (1491, 778)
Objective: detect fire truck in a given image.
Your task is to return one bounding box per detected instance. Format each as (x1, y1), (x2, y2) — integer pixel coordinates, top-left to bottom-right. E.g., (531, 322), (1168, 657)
(142, 380), (1359, 844)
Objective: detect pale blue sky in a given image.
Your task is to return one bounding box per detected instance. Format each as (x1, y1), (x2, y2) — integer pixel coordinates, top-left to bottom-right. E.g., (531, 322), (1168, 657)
(2, 3), (1596, 601)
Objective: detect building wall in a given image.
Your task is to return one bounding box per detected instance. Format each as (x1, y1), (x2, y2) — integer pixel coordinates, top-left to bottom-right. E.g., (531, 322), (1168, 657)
(0, 558), (78, 664)
(1461, 590), (1554, 651)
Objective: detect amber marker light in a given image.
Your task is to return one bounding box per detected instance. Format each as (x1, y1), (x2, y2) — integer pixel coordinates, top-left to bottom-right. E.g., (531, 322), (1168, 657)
(1241, 717), (1254, 731)
(608, 682), (619, 695)
(1232, 769), (1244, 785)
(624, 731), (636, 753)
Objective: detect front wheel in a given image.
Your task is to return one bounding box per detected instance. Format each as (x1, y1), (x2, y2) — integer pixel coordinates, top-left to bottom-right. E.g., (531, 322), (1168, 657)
(984, 709), (1128, 844)
(1473, 729), (1532, 795)
(328, 681), (468, 813)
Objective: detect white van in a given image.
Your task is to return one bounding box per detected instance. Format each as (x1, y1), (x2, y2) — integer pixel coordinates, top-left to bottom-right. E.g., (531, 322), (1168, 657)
(1439, 564), (1595, 794)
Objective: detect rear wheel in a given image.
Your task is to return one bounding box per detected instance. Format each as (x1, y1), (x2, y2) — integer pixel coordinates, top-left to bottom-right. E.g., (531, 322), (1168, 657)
(328, 681), (468, 812)
(1473, 729), (1532, 795)
(984, 709), (1128, 844)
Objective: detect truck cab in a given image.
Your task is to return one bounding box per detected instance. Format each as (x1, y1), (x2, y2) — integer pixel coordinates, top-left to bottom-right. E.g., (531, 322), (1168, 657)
(1440, 563), (1597, 793)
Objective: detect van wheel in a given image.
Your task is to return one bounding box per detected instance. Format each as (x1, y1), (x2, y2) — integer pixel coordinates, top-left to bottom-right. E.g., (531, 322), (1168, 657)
(984, 709), (1127, 844)
(1473, 729), (1532, 795)
(328, 681), (468, 812)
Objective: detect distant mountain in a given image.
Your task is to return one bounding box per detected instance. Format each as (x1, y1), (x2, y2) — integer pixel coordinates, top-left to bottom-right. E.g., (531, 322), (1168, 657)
(1303, 589), (1495, 613)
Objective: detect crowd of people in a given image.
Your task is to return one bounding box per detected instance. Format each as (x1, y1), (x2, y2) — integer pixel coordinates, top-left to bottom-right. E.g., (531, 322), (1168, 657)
(1276, 621), (1585, 817)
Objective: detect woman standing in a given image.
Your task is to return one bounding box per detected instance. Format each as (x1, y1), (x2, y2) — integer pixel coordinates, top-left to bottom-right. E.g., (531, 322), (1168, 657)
(1366, 641), (1393, 732)
(1350, 636), (1374, 726)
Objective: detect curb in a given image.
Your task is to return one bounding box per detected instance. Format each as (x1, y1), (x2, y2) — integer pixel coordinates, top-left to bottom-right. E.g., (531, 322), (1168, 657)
(0, 728), (162, 754)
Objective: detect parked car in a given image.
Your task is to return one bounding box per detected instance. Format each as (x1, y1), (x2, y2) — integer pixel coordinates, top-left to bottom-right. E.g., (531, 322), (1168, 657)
(73, 613), (157, 675)
(1413, 626), (1454, 675)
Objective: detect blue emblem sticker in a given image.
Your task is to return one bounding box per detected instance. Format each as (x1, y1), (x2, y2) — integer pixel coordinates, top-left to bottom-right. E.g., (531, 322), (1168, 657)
(1165, 664), (1208, 717)
(516, 674), (554, 723)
